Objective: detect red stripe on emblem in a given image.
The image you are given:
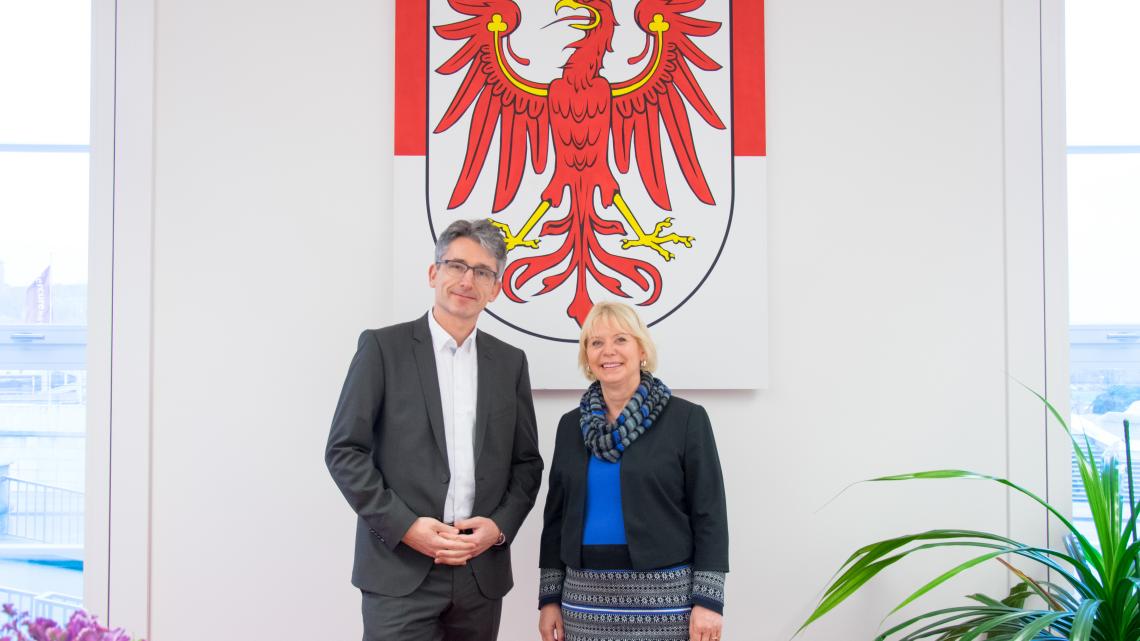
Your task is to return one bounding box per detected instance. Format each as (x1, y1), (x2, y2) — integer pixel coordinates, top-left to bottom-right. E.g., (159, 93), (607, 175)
(732, 0), (766, 157)
(395, 0), (427, 156)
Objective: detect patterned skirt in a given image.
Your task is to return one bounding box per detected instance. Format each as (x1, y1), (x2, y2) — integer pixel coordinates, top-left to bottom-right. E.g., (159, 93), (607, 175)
(560, 565), (694, 641)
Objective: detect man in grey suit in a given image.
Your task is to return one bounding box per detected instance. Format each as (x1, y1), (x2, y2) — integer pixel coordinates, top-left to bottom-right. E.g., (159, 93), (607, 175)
(326, 219), (543, 641)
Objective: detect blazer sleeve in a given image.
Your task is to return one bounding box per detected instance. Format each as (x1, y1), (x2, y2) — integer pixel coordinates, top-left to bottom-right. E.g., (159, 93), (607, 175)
(325, 330), (418, 550)
(685, 404), (729, 572)
(488, 352), (544, 543)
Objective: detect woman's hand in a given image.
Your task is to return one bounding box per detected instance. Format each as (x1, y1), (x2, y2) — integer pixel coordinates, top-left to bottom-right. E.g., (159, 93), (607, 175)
(538, 603), (564, 641)
(689, 604), (723, 641)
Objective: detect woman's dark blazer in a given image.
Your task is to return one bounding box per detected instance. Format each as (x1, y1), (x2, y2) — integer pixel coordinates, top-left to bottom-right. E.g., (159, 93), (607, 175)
(539, 395), (729, 572)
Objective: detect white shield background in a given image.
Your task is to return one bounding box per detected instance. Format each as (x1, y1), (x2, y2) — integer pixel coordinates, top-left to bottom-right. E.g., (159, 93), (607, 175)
(394, 0), (766, 388)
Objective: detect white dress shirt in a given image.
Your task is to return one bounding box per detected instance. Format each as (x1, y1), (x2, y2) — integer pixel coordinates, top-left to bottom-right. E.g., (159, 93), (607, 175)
(427, 309), (478, 524)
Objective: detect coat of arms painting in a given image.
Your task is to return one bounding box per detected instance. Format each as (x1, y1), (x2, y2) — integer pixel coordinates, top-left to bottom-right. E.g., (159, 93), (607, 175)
(393, 0), (766, 389)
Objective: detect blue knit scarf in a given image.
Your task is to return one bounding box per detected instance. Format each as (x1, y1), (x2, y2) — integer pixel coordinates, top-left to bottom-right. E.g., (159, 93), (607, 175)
(579, 372), (671, 462)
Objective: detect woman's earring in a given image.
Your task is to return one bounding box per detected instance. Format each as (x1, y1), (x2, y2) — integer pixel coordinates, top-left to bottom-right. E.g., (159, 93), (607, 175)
(640, 360), (647, 368)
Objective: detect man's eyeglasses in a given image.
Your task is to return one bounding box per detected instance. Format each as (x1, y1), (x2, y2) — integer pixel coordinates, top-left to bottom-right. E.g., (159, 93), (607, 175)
(436, 259), (499, 286)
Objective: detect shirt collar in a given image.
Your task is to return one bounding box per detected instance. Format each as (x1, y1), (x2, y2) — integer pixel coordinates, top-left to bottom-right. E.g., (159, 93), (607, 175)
(427, 308), (477, 354)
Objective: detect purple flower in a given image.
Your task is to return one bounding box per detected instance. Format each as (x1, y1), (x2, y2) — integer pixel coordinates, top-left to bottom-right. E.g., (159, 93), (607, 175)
(24, 620), (50, 641)
(1, 606), (141, 641)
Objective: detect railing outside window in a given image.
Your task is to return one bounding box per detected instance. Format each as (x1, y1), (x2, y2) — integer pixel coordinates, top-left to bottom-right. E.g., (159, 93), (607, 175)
(0, 476), (84, 545)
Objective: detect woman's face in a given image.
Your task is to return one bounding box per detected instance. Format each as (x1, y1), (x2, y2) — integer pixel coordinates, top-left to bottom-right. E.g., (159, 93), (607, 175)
(585, 318), (646, 393)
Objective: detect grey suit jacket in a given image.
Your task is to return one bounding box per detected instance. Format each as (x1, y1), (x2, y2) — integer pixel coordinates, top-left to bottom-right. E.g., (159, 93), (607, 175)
(325, 314), (543, 598)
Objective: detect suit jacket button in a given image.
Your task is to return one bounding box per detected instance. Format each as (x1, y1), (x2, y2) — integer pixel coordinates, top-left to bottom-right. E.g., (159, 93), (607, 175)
(441, 476), (450, 484)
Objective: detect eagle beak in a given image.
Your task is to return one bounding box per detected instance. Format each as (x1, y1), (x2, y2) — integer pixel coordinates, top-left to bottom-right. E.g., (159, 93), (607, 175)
(551, 0), (600, 31)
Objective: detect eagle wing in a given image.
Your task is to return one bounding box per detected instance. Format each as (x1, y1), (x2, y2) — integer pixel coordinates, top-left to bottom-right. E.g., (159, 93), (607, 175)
(611, 0), (725, 210)
(434, 0), (550, 212)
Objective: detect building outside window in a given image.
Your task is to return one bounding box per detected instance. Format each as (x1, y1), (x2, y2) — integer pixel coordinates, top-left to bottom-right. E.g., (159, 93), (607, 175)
(0, 0), (92, 618)
(1066, 0), (1140, 539)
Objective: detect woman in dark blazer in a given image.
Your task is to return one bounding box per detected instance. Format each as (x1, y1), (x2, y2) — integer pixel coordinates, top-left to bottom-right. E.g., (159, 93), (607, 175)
(538, 301), (729, 641)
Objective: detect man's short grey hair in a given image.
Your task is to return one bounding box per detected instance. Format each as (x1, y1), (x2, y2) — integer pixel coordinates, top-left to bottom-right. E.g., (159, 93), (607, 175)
(434, 219), (508, 278)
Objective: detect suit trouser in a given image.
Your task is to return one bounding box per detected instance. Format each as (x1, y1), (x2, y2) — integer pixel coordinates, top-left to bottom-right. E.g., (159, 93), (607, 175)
(361, 563), (502, 641)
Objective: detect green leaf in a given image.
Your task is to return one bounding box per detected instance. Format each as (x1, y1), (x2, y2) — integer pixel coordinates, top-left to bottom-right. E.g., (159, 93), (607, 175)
(799, 553), (911, 632)
(1069, 598), (1102, 641)
(860, 468), (1104, 576)
(995, 559), (1063, 611)
(958, 610), (1049, 641)
(1007, 611), (1068, 641)
(873, 606), (1007, 641)
(887, 549), (1031, 616)
(1034, 582), (1082, 611)
(971, 592), (1010, 608)
(803, 531), (1103, 636)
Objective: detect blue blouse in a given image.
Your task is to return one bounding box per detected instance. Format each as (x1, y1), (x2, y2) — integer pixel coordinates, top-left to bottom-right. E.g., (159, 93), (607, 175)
(582, 456), (626, 544)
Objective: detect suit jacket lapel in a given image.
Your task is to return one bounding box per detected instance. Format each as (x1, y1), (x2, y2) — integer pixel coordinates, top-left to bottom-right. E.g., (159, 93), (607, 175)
(412, 314), (449, 467)
(473, 331), (492, 466)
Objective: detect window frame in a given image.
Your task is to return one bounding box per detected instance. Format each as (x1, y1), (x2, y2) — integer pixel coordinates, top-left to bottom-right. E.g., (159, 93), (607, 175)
(1002, 0), (1070, 563)
(87, 0), (155, 633)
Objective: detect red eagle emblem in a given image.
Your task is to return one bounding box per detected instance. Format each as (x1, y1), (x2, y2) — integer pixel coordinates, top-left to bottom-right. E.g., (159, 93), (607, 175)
(433, 0), (725, 326)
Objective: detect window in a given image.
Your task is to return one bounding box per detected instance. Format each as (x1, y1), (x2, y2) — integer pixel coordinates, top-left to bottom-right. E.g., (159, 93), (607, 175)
(1066, 0), (1140, 539)
(0, 0), (92, 618)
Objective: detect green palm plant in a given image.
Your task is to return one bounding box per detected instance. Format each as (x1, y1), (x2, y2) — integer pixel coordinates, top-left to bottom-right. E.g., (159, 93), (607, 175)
(800, 390), (1140, 641)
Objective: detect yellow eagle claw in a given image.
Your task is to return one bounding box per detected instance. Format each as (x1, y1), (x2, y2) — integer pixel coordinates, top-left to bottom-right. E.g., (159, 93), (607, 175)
(511, 238), (541, 251)
(620, 229), (695, 261)
(612, 195), (695, 261)
(489, 218), (541, 251)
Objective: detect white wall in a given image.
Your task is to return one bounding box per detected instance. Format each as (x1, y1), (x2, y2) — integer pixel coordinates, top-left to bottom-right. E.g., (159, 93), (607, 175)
(95, 0), (1067, 639)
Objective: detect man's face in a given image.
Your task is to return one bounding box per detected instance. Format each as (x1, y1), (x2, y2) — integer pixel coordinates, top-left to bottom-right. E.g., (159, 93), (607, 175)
(428, 237), (502, 325)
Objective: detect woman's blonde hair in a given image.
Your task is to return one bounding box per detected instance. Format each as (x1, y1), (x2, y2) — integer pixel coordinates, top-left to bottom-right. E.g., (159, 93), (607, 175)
(578, 301), (658, 381)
